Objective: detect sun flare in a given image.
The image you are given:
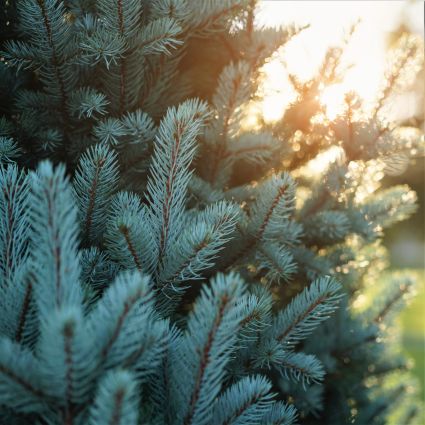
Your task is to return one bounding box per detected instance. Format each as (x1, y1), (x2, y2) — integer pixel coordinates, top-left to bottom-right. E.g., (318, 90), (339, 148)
(319, 84), (348, 120)
(257, 1), (423, 126)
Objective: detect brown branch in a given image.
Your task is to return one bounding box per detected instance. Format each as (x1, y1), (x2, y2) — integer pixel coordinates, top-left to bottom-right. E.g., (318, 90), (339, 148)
(210, 71), (243, 185)
(15, 277), (33, 343)
(276, 295), (327, 343)
(245, 0), (256, 38)
(164, 211), (234, 283)
(0, 363), (47, 399)
(156, 123), (185, 272)
(100, 289), (144, 361)
(257, 184), (288, 241)
(372, 43), (416, 120)
(239, 310), (261, 330)
(109, 388), (125, 425)
(183, 294), (229, 425)
(280, 358), (311, 378)
(63, 322), (75, 425)
(165, 240), (209, 284)
(374, 284), (410, 323)
(117, 0), (126, 115)
(118, 225), (143, 272)
(194, 4), (243, 32)
(43, 184), (63, 308)
(36, 0), (69, 128)
(84, 157), (106, 238)
(2, 185), (15, 279)
(223, 393), (262, 425)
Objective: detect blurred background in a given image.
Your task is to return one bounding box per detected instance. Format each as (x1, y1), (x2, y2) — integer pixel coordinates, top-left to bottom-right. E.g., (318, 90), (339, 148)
(257, 0), (424, 398)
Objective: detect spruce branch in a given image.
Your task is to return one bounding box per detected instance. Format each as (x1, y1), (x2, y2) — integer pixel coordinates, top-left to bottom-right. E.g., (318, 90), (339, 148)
(0, 1), (421, 423)
(38, 306), (96, 407)
(260, 401), (297, 425)
(272, 276), (342, 347)
(359, 185), (417, 234)
(0, 337), (49, 413)
(225, 132), (279, 166)
(256, 242), (297, 284)
(1, 40), (42, 71)
(189, 0), (246, 33)
(96, 0), (143, 39)
(372, 275), (414, 324)
(26, 0), (72, 130)
(159, 201), (240, 287)
(93, 118), (126, 145)
(87, 271), (164, 376)
(207, 60), (253, 185)
(13, 274), (34, 344)
(80, 247), (119, 293)
(88, 369), (139, 425)
(73, 143), (119, 243)
(0, 165), (30, 284)
(105, 191), (154, 272)
(146, 98), (209, 278)
(139, 17), (183, 55)
(372, 35), (420, 119)
(277, 351), (325, 388)
(68, 88), (109, 119)
(29, 162), (83, 320)
(171, 272), (254, 425)
(79, 29), (125, 68)
(212, 375), (275, 425)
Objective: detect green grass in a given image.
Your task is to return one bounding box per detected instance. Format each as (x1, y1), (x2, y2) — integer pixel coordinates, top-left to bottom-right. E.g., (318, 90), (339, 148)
(400, 269), (425, 400)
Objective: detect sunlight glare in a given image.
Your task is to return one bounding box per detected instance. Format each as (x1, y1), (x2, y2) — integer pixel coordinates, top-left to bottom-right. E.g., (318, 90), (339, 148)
(319, 84), (347, 120)
(261, 59), (297, 122)
(256, 1), (423, 124)
(307, 146), (344, 175)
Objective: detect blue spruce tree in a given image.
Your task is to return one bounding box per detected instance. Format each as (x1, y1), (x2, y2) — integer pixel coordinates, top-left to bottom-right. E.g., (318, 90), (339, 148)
(0, 1), (423, 424)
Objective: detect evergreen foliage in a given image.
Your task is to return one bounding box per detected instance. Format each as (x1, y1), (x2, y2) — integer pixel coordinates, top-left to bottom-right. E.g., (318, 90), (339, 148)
(0, 1), (423, 424)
